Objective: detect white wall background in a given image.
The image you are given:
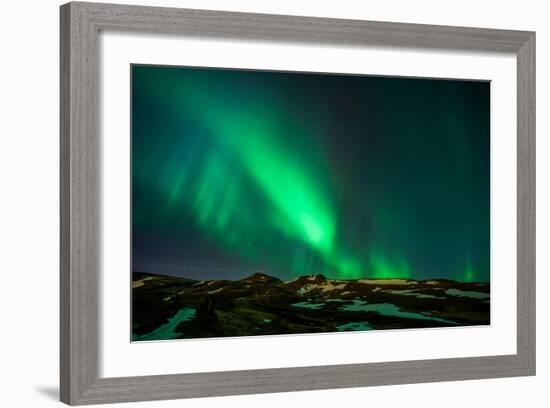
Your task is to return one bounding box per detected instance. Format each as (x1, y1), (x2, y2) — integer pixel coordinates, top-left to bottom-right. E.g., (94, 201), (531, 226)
(0, 0), (546, 407)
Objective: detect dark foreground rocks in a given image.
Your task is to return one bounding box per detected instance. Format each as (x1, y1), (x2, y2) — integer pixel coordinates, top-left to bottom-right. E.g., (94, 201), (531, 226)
(132, 272), (490, 341)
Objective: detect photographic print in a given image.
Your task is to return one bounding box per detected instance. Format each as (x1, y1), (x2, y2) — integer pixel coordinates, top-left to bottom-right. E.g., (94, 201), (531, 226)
(131, 65), (490, 341)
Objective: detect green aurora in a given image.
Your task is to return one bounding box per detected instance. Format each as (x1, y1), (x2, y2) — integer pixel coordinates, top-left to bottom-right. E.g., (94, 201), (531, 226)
(132, 65), (490, 282)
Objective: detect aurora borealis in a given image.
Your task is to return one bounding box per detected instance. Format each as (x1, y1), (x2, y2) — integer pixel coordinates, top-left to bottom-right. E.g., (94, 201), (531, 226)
(132, 65), (490, 283)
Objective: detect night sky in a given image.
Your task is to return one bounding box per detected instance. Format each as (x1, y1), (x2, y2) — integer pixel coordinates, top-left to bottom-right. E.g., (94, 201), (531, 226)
(132, 65), (490, 282)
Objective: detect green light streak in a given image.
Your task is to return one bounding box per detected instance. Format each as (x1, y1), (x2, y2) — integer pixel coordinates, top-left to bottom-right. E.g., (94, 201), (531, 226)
(462, 255), (475, 282)
(368, 251), (410, 279)
(133, 67), (357, 278)
(217, 116), (336, 255)
(132, 66), (489, 282)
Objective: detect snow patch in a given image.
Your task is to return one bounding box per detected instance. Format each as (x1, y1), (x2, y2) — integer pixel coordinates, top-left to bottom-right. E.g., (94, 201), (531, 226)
(207, 287), (223, 294)
(386, 289), (443, 299)
(358, 279), (418, 286)
(291, 301), (325, 310)
(320, 282), (346, 293)
(445, 288), (489, 299)
(297, 284), (316, 294)
(132, 276), (154, 289)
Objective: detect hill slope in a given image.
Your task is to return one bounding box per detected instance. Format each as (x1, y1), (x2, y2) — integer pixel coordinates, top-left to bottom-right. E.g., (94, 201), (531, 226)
(132, 272), (490, 341)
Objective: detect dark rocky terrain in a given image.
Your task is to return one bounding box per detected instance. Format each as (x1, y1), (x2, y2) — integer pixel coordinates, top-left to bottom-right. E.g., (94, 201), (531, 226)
(132, 271), (490, 341)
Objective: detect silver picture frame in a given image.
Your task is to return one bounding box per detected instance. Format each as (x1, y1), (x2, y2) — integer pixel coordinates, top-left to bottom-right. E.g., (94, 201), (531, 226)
(60, 2), (536, 405)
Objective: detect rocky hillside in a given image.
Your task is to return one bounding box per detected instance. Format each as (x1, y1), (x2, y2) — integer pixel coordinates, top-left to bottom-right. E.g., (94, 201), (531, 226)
(132, 271), (490, 341)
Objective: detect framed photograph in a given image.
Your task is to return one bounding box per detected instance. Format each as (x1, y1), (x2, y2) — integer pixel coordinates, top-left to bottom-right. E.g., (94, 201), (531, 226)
(60, 1), (535, 405)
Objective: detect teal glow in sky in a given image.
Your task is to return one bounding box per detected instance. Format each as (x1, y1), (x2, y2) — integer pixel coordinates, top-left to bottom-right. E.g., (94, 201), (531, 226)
(132, 65), (490, 282)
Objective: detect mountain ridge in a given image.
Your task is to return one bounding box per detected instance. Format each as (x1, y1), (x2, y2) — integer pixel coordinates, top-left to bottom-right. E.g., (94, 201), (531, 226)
(132, 270), (490, 340)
